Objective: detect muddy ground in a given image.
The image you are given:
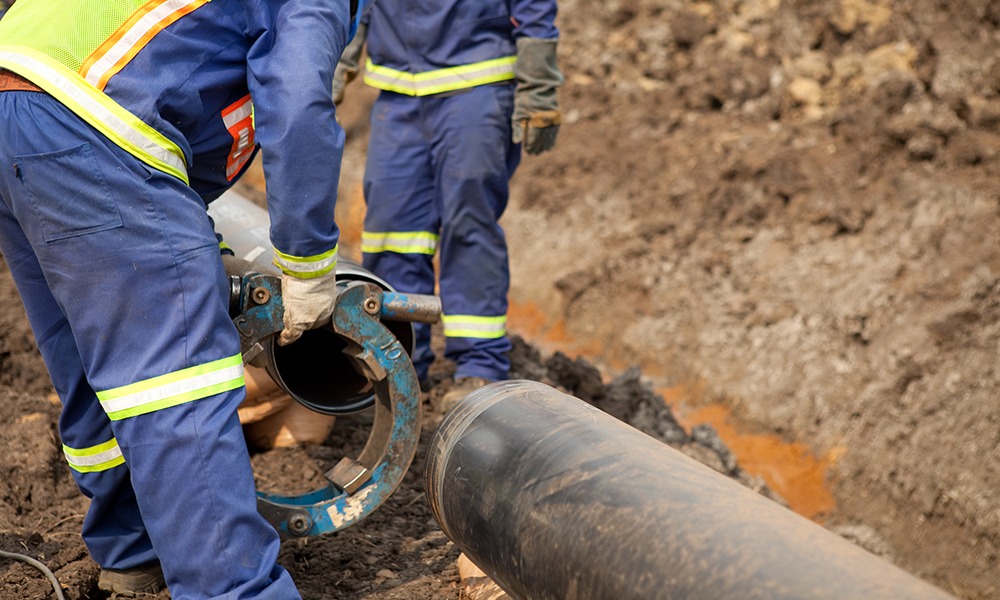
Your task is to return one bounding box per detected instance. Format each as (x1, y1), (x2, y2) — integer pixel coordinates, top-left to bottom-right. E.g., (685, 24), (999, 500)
(2, 0), (999, 598)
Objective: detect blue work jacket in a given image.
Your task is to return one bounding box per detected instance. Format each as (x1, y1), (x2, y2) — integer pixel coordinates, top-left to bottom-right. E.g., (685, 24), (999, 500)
(363, 0), (558, 96)
(0, 0), (358, 265)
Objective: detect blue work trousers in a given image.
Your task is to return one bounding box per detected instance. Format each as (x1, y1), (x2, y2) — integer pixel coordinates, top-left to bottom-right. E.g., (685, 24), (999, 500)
(0, 91), (299, 600)
(362, 83), (521, 382)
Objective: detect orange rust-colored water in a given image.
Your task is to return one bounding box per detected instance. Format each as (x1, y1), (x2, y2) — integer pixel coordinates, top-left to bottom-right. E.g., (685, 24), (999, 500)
(507, 300), (604, 358)
(508, 299), (840, 522)
(675, 402), (842, 521)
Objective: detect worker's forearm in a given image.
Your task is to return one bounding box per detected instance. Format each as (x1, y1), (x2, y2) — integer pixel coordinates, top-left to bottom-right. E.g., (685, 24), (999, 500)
(246, 0), (348, 260)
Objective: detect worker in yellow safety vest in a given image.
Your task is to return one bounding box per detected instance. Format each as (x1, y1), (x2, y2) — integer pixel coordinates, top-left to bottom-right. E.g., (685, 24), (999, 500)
(0, 0), (366, 596)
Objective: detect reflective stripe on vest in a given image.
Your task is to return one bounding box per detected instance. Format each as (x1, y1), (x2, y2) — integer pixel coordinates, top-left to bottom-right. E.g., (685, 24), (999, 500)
(363, 56), (516, 97)
(361, 230), (439, 255)
(81, 0), (210, 90)
(63, 438), (125, 473)
(0, 47), (189, 183)
(442, 314), (507, 339)
(96, 354), (244, 420)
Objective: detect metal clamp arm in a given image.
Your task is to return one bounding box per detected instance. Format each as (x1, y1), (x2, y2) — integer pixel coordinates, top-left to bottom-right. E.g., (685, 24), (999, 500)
(227, 268), (433, 538)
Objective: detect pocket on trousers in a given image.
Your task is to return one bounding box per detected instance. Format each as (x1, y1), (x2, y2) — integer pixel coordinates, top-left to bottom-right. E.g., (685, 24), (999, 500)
(17, 143), (124, 242)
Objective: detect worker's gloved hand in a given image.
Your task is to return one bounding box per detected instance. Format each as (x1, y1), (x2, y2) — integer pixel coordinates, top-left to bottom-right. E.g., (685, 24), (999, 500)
(511, 37), (565, 155)
(278, 271), (339, 346)
(332, 22), (368, 105)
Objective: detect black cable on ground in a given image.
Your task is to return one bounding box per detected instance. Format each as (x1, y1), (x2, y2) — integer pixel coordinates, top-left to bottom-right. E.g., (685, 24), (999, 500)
(0, 548), (66, 600)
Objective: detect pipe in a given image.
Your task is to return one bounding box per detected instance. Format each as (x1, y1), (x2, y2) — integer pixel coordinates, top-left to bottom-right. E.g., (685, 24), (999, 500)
(210, 190), (416, 415)
(426, 380), (955, 600)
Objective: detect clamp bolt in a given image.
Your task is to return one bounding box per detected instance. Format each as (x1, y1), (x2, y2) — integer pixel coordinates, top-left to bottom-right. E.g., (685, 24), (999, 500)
(251, 287), (271, 305)
(288, 513), (311, 536)
(363, 297), (380, 315)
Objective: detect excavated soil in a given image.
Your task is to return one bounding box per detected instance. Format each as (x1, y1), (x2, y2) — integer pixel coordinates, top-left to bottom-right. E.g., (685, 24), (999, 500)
(2, 0), (999, 598)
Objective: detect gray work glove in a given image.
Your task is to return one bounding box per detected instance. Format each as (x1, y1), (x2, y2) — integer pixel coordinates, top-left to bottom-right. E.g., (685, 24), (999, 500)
(511, 37), (564, 155)
(279, 271), (339, 346)
(332, 22), (367, 106)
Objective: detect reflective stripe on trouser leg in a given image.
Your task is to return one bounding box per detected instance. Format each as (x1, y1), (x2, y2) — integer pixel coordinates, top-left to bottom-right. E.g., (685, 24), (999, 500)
(63, 439), (125, 473)
(362, 90), (441, 381)
(0, 93), (299, 599)
(432, 85), (520, 381)
(441, 314), (507, 339)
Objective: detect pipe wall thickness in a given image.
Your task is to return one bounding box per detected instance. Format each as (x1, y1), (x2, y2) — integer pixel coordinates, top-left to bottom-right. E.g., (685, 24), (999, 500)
(426, 380), (954, 600)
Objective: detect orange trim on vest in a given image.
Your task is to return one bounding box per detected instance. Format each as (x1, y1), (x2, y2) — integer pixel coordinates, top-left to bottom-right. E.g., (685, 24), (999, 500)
(81, 0), (209, 90)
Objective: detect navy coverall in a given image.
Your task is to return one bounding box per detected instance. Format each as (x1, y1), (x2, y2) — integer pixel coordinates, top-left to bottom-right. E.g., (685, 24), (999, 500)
(0, 0), (360, 597)
(359, 0), (559, 383)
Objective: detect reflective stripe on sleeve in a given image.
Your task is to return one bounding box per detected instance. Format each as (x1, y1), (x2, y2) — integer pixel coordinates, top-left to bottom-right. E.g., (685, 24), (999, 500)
(361, 231), (439, 255)
(81, 0), (211, 90)
(96, 354), (244, 420)
(442, 314), (507, 339)
(273, 244), (338, 279)
(0, 47), (189, 183)
(363, 56), (516, 97)
(63, 438), (125, 473)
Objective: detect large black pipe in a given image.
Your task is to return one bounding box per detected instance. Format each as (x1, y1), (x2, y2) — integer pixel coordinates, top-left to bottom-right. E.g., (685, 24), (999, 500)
(426, 380), (954, 600)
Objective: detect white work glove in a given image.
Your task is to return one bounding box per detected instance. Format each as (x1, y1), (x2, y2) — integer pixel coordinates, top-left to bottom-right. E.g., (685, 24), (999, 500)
(332, 22), (367, 106)
(278, 271), (339, 346)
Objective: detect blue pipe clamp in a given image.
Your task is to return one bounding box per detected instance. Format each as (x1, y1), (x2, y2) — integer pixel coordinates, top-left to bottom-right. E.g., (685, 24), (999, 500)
(229, 269), (439, 537)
